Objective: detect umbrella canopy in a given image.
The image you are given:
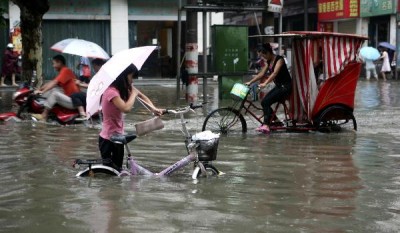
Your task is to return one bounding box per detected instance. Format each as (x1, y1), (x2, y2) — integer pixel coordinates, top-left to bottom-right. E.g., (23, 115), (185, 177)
(86, 46), (157, 117)
(360, 46), (380, 60)
(51, 38), (110, 59)
(378, 42), (396, 51)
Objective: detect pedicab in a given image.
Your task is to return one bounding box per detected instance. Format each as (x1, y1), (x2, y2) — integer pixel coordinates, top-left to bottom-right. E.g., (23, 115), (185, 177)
(202, 31), (368, 134)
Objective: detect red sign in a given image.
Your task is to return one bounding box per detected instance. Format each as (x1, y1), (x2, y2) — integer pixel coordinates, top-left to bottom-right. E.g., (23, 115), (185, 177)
(318, 0), (359, 21)
(318, 22), (334, 32)
(398, 0), (400, 12)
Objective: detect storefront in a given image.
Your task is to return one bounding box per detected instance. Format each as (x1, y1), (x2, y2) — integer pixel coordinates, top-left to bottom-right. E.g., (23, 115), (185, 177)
(360, 0), (396, 48)
(317, 0), (360, 33)
(41, 0), (111, 77)
(127, 0), (187, 77)
(5, 0), (190, 78)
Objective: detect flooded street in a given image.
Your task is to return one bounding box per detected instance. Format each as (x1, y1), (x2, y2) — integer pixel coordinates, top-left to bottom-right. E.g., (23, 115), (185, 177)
(1, 80), (400, 232)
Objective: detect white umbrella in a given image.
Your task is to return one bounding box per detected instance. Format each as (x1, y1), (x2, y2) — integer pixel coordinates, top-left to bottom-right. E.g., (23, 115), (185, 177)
(86, 46), (157, 117)
(51, 38), (110, 59)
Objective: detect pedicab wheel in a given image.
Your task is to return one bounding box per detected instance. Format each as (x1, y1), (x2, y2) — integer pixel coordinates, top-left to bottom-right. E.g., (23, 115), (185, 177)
(313, 105), (357, 132)
(192, 164), (221, 179)
(202, 107), (247, 134)
(76, 165), (120, 177)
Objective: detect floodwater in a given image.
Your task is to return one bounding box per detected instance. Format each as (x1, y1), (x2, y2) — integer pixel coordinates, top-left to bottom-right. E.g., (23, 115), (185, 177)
(0, 80), (400, 233)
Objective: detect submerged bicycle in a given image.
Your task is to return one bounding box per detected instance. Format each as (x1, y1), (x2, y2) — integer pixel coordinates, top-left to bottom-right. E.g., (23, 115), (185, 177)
(73, 104), (223, 179)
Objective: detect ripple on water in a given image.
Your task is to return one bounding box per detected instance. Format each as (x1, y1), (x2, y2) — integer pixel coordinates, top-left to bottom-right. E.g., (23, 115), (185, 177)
(1, 83), (400, 232)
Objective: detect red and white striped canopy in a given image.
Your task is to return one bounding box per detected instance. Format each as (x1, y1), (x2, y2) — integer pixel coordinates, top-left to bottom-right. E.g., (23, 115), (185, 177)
(287, 32), (366, 122)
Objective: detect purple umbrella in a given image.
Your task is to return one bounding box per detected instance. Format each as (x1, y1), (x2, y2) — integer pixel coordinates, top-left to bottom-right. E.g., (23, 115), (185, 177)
(378, 42), (396, 51)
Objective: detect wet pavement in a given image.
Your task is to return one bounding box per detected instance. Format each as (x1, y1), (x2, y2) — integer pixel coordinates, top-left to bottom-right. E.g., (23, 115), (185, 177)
(0, 80), (400, 232)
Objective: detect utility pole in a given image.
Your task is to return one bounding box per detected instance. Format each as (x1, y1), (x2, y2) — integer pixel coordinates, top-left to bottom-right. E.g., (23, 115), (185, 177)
(262, 0), (274, 44)
(185, 0), (198, 102)
(176, 0), (182, 100)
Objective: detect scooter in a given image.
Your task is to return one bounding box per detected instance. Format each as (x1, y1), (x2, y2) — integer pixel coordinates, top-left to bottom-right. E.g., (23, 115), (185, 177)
(0, 77), (83, 124)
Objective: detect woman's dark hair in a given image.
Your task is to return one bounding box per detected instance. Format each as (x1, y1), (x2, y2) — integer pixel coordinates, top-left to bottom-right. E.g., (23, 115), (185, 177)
(110, 64), (138, 101)
(257, 43), (273, 55)
(53, 55), (66, 65)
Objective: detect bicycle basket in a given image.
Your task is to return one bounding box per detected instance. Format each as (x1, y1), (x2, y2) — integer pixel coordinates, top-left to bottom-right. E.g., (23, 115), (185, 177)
(230, 83), (249, 101)
(196, 137), (219, 161)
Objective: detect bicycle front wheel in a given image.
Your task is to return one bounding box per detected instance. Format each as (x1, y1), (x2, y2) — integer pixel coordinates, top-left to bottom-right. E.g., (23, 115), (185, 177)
(202, 107), (247, 134)
(192, 164), (222, 179)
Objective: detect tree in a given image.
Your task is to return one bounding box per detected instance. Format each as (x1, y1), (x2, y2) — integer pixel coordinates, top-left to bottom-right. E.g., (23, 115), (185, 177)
(10, 0), (49, 84)
(0, 7), (6, 28)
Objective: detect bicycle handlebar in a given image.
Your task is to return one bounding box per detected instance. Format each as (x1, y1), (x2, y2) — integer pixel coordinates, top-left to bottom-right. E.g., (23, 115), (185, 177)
(165, 102), (206, 115)
(190, 103), (204, 110)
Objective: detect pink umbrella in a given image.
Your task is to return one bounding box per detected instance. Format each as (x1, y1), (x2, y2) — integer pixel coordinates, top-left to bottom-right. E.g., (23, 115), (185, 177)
(86, 46), (157, 117)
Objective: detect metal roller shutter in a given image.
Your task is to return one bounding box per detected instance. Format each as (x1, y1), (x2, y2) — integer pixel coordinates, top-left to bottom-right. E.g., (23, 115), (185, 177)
(42, 20), (111, 79)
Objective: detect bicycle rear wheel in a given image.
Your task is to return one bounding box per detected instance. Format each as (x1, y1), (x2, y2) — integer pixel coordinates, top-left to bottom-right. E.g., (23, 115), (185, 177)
(202, 107), (247, 134)
(76, 165), (120, 177)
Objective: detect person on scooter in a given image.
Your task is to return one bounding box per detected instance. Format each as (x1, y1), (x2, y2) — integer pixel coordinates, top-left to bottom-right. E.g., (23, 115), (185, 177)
(245, 43), (292, 134)
(32, 55), (80, 122)
(99, 64), (164, 171)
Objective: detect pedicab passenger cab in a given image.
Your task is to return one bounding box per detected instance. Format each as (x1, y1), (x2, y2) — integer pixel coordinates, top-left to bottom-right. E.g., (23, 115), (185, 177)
(286, 31), (368, 131)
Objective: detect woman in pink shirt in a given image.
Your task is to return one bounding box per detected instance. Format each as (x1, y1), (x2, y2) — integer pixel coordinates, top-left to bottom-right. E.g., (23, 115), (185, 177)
(99, 64), (163, 171)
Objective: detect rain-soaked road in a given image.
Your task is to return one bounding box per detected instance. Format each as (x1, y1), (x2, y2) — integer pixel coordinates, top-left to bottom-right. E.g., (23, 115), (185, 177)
(0, 80), (400, 233)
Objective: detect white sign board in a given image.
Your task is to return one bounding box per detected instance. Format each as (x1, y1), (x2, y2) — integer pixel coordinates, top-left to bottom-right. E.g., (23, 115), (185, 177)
(268, 0), (283, 13)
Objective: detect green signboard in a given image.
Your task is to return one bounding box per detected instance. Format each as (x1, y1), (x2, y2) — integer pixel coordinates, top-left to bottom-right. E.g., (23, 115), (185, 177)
(360, 0), (395, 17)
(212, 25), (248, 72)
(212, 25), (248, 99)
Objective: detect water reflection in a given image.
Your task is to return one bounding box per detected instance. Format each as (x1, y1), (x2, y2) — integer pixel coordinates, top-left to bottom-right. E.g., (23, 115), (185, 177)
(359, 81), (380, 108)
(0, 82), (400, 232)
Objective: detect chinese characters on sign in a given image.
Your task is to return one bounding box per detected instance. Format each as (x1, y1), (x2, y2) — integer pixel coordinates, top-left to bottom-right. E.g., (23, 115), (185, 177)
(318, 0), (344, 14)
(349, 0), (358, 17)
(318, 22), (334, 32)
(223, 48), (239, 59)
(268, 0), (283, 13)
(360, 0), (394, 17)
(318, 0), (359, 20)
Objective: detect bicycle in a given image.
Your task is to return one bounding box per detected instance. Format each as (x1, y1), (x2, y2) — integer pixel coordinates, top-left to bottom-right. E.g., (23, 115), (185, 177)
(73, 103), (223, 179)
(202, 83), (294, 134)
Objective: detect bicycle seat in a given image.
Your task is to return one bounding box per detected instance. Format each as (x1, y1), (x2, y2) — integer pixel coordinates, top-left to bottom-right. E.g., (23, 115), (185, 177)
(110, 134), (137, 144)
(74, 158), (111, 165)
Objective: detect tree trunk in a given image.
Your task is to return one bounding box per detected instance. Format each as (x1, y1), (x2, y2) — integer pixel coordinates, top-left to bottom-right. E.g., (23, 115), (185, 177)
(11, 0), (49, 86)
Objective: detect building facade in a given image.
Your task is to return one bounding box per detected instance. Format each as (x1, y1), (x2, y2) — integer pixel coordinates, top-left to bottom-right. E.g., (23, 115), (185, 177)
(1, 0), (223, 78)
(223, 0), (318, 63)
(317, 0), (398, 48)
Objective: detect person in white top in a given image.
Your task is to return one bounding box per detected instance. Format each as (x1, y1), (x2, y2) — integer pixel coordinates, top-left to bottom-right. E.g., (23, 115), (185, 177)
(361, 56), (378, 81)
(379, 47), (391, 81)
